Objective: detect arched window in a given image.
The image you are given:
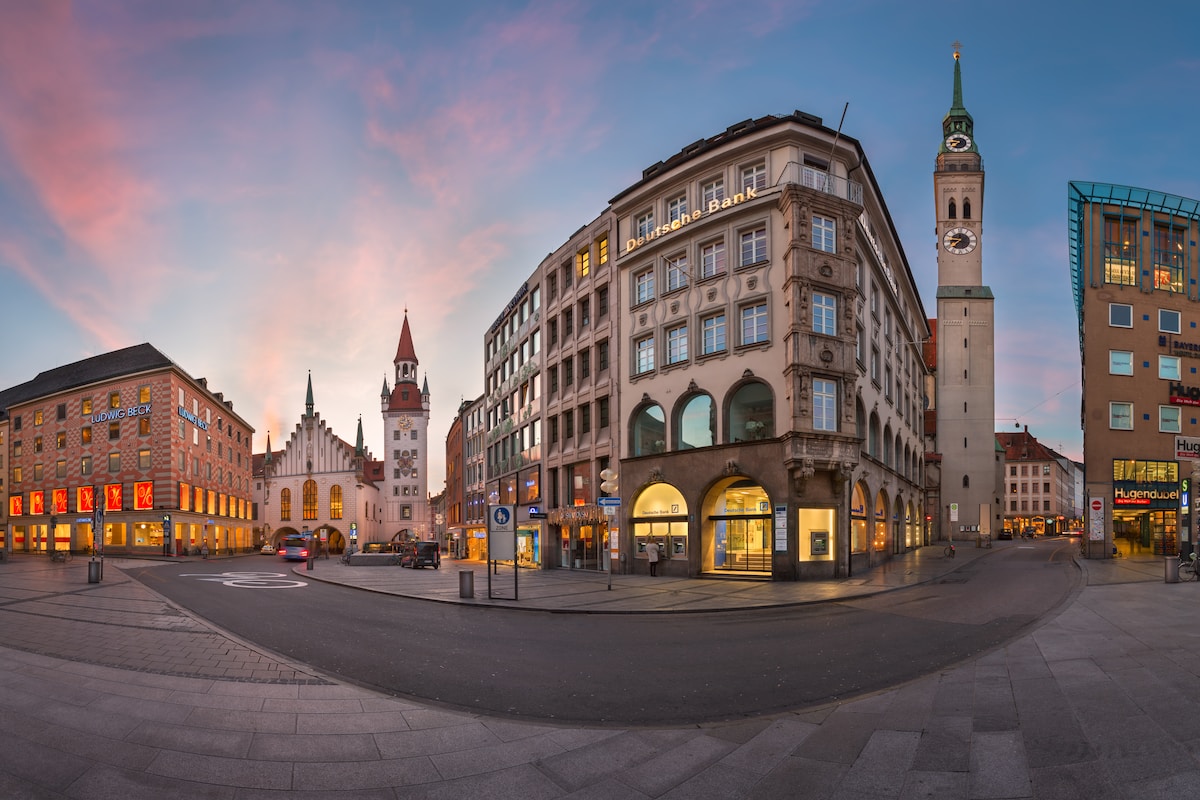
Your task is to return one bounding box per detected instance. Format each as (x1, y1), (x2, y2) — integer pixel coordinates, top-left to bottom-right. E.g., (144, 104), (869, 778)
(948, 199), (957, 220)
(303, 479), (318, 520)
(280, 488), (291, 521)
(631, 403), (666, 455)
(330, 485), (343, 519)
(676, 394), (715, 449)
(962, 475), (970, 488)
(882, 424), (893, 468)
(963, 198), (972, 219)
(728, 381), (774, 441)
(868, 412), (880, 459)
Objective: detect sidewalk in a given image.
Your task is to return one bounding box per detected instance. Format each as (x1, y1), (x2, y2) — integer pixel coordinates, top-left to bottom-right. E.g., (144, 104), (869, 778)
(0, 542), (1196, 798)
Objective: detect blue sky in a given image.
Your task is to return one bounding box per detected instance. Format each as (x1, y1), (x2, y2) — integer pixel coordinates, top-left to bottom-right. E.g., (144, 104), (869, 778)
(3, 0), (1199, 483)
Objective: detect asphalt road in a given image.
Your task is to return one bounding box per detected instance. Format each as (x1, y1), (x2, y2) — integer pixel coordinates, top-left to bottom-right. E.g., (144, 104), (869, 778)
(128, 539), (1080, 726)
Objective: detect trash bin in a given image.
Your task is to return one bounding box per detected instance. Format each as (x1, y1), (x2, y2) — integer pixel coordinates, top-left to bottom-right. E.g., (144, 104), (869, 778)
(459, 570), (475, 599)
(87, 560), (101, 584)
(1165, 556), (1180, 583)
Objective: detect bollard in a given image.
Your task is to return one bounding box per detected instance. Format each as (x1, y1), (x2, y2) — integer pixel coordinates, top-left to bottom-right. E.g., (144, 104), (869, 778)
(87, 560), (101, 584)
(459, 570), (474, 598)
(306, 553), (314, 571)
(1166, 556), (1180, 583)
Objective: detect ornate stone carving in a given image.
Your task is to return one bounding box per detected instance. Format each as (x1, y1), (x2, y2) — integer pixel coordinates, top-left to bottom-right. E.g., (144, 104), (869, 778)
(722, 460), (740, 477)
(670, 301), (679, 314)
(795, 457), (816, 494)
(648, 467), (665, 484)
(639, 313), (647, 326)
(819, 264), (833, 278)
(707, 288), (717, 302)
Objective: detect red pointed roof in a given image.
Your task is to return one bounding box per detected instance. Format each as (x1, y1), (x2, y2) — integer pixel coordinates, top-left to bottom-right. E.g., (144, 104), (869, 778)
(394, 314), (418, 366)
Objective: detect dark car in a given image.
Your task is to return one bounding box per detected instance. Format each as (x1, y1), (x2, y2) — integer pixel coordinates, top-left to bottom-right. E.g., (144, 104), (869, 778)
(400, 541), (441, 569)
(997, 530), (1013, 540)
(278, 536), (311, 561)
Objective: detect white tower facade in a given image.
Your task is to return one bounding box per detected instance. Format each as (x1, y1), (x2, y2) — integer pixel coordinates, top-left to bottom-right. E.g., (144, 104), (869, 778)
(934, 45), (998, 535)
(380, 313), (432, 540)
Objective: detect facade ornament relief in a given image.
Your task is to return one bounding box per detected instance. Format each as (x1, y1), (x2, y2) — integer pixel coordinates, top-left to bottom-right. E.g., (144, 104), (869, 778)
(648, 467), (665, 484)
(722, 460), (741, 477)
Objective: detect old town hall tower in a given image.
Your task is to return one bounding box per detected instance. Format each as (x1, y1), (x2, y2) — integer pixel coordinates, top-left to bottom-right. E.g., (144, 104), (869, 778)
(380, 312), (432, 540)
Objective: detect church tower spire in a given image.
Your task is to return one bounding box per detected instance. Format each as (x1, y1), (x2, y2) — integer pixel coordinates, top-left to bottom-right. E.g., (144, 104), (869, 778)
(305, 370), (315, 419)
(933, 42), (998, 539)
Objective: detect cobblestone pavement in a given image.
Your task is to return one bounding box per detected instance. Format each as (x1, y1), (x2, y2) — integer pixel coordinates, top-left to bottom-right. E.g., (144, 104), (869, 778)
(0, 543), (1197, 799)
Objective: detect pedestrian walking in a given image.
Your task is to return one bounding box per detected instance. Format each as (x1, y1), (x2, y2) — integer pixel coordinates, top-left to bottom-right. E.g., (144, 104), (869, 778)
(201, 542), (209, 560)
(645, 539), (661, 576)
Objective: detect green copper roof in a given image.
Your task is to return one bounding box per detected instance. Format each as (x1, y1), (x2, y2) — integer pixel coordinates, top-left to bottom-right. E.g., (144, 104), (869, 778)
(939, 46), (976, 154)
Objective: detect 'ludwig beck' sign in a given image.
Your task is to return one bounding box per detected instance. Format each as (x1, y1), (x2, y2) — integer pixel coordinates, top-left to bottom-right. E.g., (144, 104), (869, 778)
(1177, 435), (1200, 461)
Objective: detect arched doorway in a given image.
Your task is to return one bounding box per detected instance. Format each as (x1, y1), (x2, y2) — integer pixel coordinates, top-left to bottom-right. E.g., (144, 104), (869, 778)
(631, 483), (688, 575)
(874, 491), (889, 554)
(703, 477), (771, 575)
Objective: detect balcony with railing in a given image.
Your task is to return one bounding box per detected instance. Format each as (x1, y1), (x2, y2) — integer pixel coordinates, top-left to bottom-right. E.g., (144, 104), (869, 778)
(776, 163), (863, 206)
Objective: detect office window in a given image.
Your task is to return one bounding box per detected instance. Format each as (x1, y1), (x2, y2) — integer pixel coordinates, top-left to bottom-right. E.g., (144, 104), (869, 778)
(56, 403), (67, 421)
(813, 378), (837, 431)
(109, 392), (120, 409)
(702, 313), (727, 354)
(635, 268), (655, 304)
(739, 227), (767, 266)
(813, 215), (836, 253)
(1159, 355), (1181, 380)
(34, 409), (43, 426)
(81, 455), (92, 476)
(666, 253), (688, 292)
(564, 358), (574, 386)
(1103, 217), (1138, 285)
(741, 303), (768, 345)
(635, 335), (655, 374)
(108, 453), (120, 472)
(700, 240), (726, 278)
(1159, 309), (1181, 334)
(580, 348), (591, 379)
(580, 404), (591, 435)
(108, 422), (120, 440)
(138, 386), (151, 404)
(597, 235), (608, 266)
(1109, 303), (1132, 327)
(139, 417), (151, 435)
(1160, 406), (1182, 433)
(33, 464), (43, 481)
(55, 431), (66, 449)
(667, 194), (688, 223)
(597, 285), (609, 318)
(1110, 402), (1133, 430)
(1109, 351), (1133, 376)
(813, 292), (836, 335)
(576, 248), (590, 280)
(563, 410), (574, 440)
(56, 459), (66, 479)
(598, 339), (610, 370)
(702, 177), (725, 206)
(139, 448), (151, 469)
(636, 211), (654, 238)
(1153, 224), (1185, 292)
(666, 324), (688, 365)
(741, 162), (766, 192)
(81, 398), (93, 415)
(563, 308), (573, 337)
(598, 396), (610, 429)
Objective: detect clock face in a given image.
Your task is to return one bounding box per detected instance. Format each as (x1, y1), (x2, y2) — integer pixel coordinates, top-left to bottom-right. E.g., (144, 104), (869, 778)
(398, 416), (412, 430)
(943, 227), (978, 255)
(945, 133), (971, 152)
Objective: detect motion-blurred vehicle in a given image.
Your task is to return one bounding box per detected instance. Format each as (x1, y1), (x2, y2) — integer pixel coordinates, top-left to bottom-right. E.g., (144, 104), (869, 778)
(260, 543), (276, 555)
(278, 536), (310, 561)
(400, 541), (441, 569)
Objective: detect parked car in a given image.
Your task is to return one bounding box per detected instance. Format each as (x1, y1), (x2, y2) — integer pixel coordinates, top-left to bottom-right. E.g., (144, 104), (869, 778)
(997, 530), (1013, 540)
(260, 543), (276, 555)
(278, 536), (310, 561)
(400, 541), (441, 569)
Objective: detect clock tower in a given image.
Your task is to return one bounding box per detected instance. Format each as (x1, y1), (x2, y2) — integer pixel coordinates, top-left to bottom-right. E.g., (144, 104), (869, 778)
(933, 43), (998, 536)
(380, 311), (432, 540)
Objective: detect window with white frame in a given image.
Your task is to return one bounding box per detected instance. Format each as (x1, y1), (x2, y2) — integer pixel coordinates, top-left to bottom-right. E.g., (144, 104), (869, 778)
(636, 211), (654, 238)
(667, 194), (688, 224)
(813, 378), (837, 431)
(1159, 355), (1181, 380)
(702, 177), (725, 206)
(1109, 303), (1132, 327)
(634, 268), (655, 305)
(740, 303), (768, 345)
(666, 253), (688, 292)
(635, 335), (655, 374)
(1109, 401), (1133, 430)
(1159, 308), (1181, 334)
(813, 292), (836, 335)
(1160, 405), (1182, 433)
(739, 227), (767, 266)
(1109, 351), (1133, 376)
(700, 239), (726, 278)
(813, 215), (836, 253)
(702, 313), (727, 354)
(741, 162), (766, 192)
(666, 324), (688, 365)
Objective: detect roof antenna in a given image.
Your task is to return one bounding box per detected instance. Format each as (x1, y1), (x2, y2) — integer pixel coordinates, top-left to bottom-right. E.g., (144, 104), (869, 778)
(822, 102), (849, 190)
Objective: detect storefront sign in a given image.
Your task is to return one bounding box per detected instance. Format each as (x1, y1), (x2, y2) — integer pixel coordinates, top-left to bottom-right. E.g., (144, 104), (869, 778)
(1177, 435), (1200, 461)
(625, 187), (758, 253)
(177, 406), (209, 430)
(134, 481), (154, 511)
(1169, 382), (1200, 406)
(91, 404), (151, 423)
(105, 483), (123, 513)
(1113, 481), (1179, 507)
(53, 488), (67, 515)
(30, 490), (44, 515)
(774, 504), (787, 551)
(1160, 335), (1200, 360)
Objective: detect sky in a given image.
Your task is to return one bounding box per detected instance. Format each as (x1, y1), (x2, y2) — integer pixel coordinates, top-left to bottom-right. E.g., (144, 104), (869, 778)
(3, 0), (1199, 487)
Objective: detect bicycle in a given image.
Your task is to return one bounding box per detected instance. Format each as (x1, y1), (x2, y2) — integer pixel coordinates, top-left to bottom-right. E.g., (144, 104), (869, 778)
(48, 549), (72, 564)
(1179, 552), (1199, 581)
(944, 543), (956, 558)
